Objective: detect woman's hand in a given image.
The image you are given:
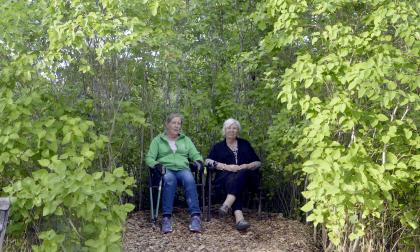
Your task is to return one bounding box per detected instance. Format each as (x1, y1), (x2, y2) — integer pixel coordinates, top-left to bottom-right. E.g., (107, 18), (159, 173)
(217, 163), (243, 172)
(224, 164), (241, 172)
(239, 164), (250, 170)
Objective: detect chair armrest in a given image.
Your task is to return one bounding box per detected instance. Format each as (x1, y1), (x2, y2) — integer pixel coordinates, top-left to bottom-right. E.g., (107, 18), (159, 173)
(189, 162), (206, 175)
(0, 198), (10, 211)
(205, 162), (217, 171)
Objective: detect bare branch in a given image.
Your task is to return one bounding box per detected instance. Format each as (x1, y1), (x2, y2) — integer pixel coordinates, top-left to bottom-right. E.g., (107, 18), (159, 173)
(401, 105), (410, 121)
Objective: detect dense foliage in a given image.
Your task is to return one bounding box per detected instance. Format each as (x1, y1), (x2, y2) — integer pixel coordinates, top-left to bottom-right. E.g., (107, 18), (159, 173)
(254, 0), (419, 250)
(0, 0), (418, 251)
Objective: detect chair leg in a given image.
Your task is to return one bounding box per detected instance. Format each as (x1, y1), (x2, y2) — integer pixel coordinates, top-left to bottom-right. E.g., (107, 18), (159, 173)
(207, 172), (212, 221)
(201, 174), (205, 220)
(154, 178), (163, 224)
(149, 185), (155, 224)
(257, 189), (262, 220)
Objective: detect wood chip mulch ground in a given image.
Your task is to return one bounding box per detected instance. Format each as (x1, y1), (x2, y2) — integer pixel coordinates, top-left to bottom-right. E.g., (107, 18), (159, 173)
(123, 207), (320, 252)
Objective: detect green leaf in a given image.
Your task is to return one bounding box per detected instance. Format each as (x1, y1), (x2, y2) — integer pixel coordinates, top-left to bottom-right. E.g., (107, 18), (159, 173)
(113, 167), (126, 178)
(62, 132), (72, 145)
(150, 1), (159, 16)
(93, 172), (103, 180)
(85, 239), (103, 248)
(81, 144), (95, 159)
(377, 114), (388, 121)
(404, 129), (412, 139)
(348, 81), (357, 90)
(301, 201), (314, 212)
(38, 159), (50, 167)
(386, 152), (398, 164)
(382, 135), (390, 144)
(304, 78), (313, 88)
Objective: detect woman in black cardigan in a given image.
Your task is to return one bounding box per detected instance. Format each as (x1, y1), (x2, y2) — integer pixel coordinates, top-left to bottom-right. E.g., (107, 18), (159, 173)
(205, 118), (261, 231)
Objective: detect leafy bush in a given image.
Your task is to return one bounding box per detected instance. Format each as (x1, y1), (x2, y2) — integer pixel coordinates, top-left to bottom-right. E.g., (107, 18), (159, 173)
(1, 86), (134, 251)
(257, 0), (419, 250)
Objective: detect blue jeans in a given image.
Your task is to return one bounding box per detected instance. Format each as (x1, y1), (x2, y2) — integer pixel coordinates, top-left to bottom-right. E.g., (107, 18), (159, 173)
(162, 169), (201, 216)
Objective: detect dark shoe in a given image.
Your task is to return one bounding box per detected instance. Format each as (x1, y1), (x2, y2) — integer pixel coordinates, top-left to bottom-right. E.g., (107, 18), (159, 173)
(218, 204), (230, 217)
(189, 215), (202, 233)
(235, 219), (250, 231)
(161, 216), (173, 234)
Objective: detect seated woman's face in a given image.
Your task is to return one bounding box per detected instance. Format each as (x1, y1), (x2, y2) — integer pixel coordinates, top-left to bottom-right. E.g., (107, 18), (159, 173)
(166, 117), (182, 136)
(225, 124), (239, 139)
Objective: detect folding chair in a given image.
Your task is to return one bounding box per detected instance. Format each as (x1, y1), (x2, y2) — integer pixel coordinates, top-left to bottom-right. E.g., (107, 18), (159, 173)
(148, 163), (206, 225)
(148, 167), (164, 224)
(206, 165), (262, 221)
(0, 197), (10, 251)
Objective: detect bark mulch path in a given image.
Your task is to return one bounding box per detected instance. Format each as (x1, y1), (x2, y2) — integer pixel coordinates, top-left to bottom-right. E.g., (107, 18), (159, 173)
(123, 207), (320, 252)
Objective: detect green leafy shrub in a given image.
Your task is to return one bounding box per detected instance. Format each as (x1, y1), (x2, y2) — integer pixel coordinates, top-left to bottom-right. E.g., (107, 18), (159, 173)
(1, 86), (134, 251)
(257, 0), (419, 250)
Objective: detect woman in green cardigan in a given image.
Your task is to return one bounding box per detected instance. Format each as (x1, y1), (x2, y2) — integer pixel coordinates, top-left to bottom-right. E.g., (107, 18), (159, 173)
(145, 113), (204, 234)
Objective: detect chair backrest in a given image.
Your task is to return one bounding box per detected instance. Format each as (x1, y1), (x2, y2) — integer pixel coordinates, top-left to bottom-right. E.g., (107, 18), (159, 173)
(0, 197), (11, 251)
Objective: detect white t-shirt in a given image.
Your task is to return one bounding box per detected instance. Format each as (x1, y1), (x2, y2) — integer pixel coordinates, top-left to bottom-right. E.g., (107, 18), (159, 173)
(168, 139), (177, 153)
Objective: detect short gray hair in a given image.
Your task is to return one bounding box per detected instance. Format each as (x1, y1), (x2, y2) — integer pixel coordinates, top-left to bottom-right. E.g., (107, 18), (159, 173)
(222, 118), (241, 136)
(165, 113), (183, 125)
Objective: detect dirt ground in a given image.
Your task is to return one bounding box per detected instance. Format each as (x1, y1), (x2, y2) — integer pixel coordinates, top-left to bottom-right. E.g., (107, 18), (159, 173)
(123, 207), (320, 252)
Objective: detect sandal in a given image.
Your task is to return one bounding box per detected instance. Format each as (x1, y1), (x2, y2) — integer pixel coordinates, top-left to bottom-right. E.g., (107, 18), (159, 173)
(235, 219), (250, 231)
(218, 204), (230, 217)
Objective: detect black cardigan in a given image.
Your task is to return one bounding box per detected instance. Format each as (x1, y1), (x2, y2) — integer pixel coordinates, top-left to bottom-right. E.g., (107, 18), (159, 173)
(207, 138), (260, 166)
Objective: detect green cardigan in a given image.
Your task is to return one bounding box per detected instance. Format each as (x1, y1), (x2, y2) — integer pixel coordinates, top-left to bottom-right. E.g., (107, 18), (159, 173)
(145, 133), (203, 171)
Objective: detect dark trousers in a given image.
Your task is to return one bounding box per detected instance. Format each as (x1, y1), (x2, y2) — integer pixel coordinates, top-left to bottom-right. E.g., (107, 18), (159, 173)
(215, 169), (259, 211)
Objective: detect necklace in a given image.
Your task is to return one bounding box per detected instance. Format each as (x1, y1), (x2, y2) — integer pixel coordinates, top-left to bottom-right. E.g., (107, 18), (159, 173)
(227, 140), (238, 151)
(227, 140), (239, 164)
